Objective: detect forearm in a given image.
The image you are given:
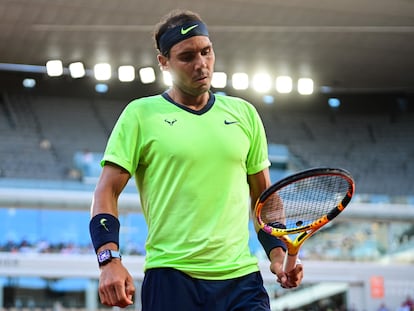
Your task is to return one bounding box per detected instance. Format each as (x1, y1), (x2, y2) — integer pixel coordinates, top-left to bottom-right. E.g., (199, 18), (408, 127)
(269, 246), (286, 264)
(89, 164), (130, 252)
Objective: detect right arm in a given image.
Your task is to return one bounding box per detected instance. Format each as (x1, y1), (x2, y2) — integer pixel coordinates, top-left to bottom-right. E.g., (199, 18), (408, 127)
(91, 162), (130, 217)
(90, 163), (135, 308)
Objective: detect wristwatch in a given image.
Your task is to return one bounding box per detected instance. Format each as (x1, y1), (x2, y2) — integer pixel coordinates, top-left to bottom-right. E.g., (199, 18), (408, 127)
(97, 249), (122, 266)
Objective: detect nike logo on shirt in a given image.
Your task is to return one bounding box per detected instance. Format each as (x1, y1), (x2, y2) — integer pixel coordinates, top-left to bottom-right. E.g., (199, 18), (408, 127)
(224, 120), (238, 125)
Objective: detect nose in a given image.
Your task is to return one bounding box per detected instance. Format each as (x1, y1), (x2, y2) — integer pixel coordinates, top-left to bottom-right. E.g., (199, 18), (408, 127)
(194, 53), (207, 69)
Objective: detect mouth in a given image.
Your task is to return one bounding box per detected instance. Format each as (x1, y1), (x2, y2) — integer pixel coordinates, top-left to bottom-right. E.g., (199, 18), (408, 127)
(194, 72), (209, 82)
(194, 75), (209, 84)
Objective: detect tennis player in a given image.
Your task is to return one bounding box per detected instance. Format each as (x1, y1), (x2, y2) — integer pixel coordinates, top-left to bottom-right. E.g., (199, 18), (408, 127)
(89, 9), (303, 310)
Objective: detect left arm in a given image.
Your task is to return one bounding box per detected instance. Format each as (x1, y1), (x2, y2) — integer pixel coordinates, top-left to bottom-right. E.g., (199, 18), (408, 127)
(247, 168), (304, 288)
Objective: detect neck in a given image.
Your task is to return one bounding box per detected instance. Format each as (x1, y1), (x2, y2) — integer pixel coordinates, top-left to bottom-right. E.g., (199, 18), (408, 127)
(168, 88), (210, 111)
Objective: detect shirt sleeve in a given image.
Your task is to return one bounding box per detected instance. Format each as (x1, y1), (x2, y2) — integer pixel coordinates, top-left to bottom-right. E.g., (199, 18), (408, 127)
(101, 101), (142, 176)
(245, 104), (271, 175)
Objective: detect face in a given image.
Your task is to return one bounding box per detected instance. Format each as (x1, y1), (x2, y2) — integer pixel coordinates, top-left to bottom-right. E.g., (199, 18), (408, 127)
(158, 36), (215, 97)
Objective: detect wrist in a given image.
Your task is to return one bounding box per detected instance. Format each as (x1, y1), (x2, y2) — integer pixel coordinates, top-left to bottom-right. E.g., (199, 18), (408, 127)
(89, 213), (120, 252)
(97, 249), (122, 267)
(96, 242), (118, 254)
(269, 246), (286, 262)
(257, 229), (287, 260)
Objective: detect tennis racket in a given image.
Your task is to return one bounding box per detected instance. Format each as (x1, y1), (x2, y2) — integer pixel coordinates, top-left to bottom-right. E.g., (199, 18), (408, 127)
(254, 167), (355, 273)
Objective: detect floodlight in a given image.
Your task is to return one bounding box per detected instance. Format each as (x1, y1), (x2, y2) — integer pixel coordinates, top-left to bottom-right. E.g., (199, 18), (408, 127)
(252, 73), (272, 93)
(69, 62), (86, 78)
(94, 63), (111, 81)
(162, 71), (172, 86)
(232, 73), (249, 90)
(139, 67), (156, 84)
(118, 65), (135, 82)
(211, 72), (227, 88)
(46, 60), (63, 77)
(298, 78), (314, 95)
(276, 76), (293, 94)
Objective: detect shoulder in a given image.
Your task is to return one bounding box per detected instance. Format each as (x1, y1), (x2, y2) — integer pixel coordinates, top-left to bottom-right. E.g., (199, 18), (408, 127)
(119, 94), (167, 118)
(214, 93), (251, 106)
(214, 94), (260, 118)
(127, 94), (165, 109)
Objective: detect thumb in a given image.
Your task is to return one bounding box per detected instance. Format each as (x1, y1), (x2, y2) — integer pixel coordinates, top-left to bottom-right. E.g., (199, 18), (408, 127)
(125, 277), (136, 303)
(270, 261), (288, 286)
(276, 271), (288, 286)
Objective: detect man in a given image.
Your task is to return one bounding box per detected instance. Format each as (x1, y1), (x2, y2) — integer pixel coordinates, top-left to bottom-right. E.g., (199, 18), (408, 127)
(89, 9), (303, 310)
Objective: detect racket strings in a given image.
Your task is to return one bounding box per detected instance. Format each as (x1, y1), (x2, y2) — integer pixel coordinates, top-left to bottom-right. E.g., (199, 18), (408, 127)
(260, 174), (351, 230)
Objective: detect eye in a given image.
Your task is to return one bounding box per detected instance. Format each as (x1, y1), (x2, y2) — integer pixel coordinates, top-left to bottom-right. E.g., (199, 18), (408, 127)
(201, 48), (211, 56)
(178, 53), (195, 62)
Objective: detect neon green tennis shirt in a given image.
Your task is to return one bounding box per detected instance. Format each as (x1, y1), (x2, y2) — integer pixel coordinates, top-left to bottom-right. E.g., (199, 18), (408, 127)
(102, 92), (270, 280)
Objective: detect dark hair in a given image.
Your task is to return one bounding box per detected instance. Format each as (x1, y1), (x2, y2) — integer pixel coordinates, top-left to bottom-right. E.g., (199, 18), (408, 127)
(153, 9), (204, 54)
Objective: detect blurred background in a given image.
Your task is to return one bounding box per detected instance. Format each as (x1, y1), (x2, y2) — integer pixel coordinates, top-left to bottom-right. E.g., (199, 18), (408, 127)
(0, 0), (413, 310)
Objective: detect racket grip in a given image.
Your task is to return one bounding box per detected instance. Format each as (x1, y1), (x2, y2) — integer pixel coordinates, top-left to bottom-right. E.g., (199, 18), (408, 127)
(283, 253), (299, 273)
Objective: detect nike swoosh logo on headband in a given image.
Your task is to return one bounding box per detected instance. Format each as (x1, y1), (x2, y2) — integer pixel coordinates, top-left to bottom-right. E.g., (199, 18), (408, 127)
(181, 24), (199, 35)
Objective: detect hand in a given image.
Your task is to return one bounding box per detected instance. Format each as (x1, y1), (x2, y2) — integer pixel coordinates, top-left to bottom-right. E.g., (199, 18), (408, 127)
(269, 248), (304, 289)
(98, 260), (135, 308)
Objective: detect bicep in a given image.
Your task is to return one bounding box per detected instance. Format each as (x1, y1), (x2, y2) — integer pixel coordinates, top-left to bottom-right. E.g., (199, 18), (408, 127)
(247, 168), (271, 232)
(247, 168), (271, 209)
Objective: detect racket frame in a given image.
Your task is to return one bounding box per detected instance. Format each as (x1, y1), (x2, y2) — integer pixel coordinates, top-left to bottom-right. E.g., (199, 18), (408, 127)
(255, 167), (355, 272)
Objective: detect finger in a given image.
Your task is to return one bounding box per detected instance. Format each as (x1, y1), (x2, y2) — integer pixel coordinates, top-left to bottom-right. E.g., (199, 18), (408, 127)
(109, 286), (121, 306)
(113, 283), (134, 308)
(125, 279), (136, 302)
(99, 286), (113, 306)
(287, 265), (303, 284)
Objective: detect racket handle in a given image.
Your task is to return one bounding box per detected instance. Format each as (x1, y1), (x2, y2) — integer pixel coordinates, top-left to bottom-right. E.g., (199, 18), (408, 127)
(283, 253), (299, 273)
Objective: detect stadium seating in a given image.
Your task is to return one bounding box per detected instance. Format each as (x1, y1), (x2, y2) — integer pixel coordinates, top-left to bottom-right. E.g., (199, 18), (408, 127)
(0, 92), (413, 197)
(259, 105), (414, 197)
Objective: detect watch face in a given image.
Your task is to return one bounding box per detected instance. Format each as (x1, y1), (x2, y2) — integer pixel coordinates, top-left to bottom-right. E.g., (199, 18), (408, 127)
(98, 250), (111, 263)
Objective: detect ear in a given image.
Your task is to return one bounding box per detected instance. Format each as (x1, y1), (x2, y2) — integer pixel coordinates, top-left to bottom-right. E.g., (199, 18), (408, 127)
(157, 54), (169, 71)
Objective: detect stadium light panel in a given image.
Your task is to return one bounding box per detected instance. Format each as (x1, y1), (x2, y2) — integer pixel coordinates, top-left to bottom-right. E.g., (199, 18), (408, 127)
(276, 76), (293, 94)
(22, 78), (36, 88)
(69, 62), (86, 78)
(328, 98), (341, 108)
(263, 95), (274, 105)
(211, 72), (227, 88)
(118, 65), (135, 82)
(46, 60), (63, 77)
(94, 63), (111, 81)
(232, 73), (249, 90)
(95, 83), (108, 93)
(139, 67), (156, 84)
(162, 71), (172, 86)
(297, 78), (314, 95)
(252, 73), (272, 93)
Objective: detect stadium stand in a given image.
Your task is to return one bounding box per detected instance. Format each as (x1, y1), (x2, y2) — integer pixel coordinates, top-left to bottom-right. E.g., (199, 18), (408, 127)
(258, 99), (414, 197)
(1, 92), (414, 197)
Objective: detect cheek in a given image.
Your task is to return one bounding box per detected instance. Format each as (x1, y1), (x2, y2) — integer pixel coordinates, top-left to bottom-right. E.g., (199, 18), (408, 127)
(208, 55), (215, 68)
(172, 69), (191, 84)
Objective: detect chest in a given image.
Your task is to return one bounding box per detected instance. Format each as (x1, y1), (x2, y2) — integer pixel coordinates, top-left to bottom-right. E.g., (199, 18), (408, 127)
(139, 108), (251, 165)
